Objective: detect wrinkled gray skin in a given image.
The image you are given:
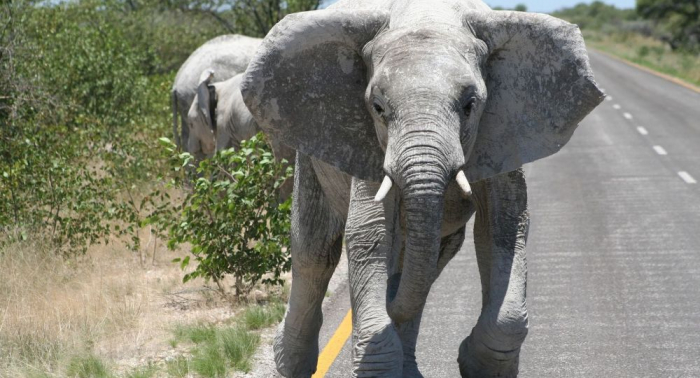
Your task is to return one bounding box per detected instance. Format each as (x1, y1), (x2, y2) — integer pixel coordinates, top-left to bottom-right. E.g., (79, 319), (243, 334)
(188, 72), (296, 200)
(171, 34), (261, 158)
(242, 0), (604, 376)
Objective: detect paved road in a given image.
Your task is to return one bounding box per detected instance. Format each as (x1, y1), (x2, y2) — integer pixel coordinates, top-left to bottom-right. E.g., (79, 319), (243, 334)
(314, 49), (700, 377)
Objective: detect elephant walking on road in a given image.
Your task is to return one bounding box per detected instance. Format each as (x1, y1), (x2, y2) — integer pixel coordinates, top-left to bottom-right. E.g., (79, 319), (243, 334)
(242, 0), (604, 376)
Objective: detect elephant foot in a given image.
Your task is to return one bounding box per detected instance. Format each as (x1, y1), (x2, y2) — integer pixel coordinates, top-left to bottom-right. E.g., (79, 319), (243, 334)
(274, 319), (320, 378)
(402, 359), (424, 378)
(457, 336), (520, 378)
(352, 323), (404, 377)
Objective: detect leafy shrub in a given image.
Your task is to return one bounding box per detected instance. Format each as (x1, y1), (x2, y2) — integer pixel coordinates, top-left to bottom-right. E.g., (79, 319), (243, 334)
(0, 1), (174, 254)
(1, 0), (295, 288)
(166, 133), (293, 298)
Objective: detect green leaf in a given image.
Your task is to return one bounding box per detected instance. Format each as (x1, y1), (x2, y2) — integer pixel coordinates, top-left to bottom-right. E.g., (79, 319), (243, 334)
(180, 256), (190, 269)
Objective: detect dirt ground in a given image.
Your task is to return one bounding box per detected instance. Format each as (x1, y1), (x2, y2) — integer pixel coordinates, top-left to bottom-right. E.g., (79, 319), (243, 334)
(0, 227), (348, 378)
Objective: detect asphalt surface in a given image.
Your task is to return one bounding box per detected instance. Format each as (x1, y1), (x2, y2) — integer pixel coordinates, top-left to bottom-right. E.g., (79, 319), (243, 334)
(314, 49), (700, 377)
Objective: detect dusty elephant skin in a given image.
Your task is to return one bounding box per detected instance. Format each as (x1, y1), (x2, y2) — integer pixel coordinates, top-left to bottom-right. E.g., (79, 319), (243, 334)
(171, 34), (261, 159)
(188, 72), (296, 200)
(241, 0), (604, 376)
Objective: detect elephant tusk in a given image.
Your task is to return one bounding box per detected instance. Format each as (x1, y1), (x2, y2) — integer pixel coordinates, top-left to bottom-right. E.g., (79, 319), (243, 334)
(456, 170), (472, 197)
(374, 176), (393, 202)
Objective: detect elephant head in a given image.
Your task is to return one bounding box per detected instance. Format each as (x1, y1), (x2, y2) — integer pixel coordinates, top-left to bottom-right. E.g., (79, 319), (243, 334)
(242, 9), (603, 324)
(187, 68), (218, 156)
(188, 71), (261, 157)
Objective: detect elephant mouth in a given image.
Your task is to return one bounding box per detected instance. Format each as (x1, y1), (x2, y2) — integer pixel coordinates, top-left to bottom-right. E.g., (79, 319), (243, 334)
(202, 143), (216, 155)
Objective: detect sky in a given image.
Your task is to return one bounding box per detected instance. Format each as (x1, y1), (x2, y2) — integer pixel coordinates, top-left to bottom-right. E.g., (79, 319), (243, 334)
(321, 1), (636, 13)
(487, 0), (636, 13)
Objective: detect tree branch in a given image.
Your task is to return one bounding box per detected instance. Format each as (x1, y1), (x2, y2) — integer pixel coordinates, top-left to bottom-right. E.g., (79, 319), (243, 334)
(204, 9), (236, 33)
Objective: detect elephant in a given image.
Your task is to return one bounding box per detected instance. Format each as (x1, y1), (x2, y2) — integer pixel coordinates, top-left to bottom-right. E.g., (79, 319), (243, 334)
(241, 0), (604, 376)
(171, 34), (261, 158)
(187, 70), (296, 200)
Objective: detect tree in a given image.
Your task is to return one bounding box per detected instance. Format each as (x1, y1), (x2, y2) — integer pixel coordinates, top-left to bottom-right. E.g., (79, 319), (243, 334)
(552, 1), (638, 31)
(164, 0), (323, 37)
(490, 4), (526, 12)
(637, 0), (700, 51)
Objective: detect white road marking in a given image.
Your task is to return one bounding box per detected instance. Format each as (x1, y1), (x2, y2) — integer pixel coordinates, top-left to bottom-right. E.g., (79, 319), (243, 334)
(623, 112), (633, 120)
(637, 127), (649, 135)
(653, 146), (668, 155)
(605, 96), (613, 101)
(678, 171), (697, 184)
(613, 104), (621, 109)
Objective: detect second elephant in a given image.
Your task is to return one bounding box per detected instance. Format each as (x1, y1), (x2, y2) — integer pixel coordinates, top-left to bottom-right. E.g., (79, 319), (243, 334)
(188, 71), (295, 200)
(171, 34), (261, 157)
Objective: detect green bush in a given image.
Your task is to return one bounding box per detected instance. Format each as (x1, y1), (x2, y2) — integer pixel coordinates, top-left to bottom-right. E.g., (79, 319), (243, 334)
(0, 1), (173, 254)
(166, 134), (293, 298)
(2, 0), (295, 287)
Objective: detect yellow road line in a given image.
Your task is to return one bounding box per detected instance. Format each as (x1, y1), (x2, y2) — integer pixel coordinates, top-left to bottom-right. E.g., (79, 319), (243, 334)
(593, 48), (700, 94)
(312, 310), (353, 378)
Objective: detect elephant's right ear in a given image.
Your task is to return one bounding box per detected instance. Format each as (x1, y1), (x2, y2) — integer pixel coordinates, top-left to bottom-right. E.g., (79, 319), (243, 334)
(242, 10), (389, 182)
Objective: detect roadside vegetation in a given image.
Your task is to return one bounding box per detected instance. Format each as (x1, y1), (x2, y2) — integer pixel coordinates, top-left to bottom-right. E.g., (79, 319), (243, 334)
(0, 0), (314, 376)
(552, 1), (700, 87)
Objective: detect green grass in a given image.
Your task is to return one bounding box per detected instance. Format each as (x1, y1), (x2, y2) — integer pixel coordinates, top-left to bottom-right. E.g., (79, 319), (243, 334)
(165, 356), (190, 378)
(192, 343), (228, 377)
(172, 324), (217, 344)
(220, 327), (260, 372)
(242, 302), (286, 330)
(124, 363), (157, 378)
(583, 30), (700, 88)
(170, 323), (262, 377)
(66, 354), (112, 378)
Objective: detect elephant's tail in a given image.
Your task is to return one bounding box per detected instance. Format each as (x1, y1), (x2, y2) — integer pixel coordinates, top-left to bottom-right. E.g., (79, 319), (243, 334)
(171, 89), (180, 148)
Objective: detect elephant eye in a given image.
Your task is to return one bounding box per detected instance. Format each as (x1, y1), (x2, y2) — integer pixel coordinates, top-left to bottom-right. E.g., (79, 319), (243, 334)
(373, 100), (385, 116)
(463, 98), (476, 117)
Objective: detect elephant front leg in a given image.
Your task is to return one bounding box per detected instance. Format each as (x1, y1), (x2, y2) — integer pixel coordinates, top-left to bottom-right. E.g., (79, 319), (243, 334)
(274, 154), (345, 378)
(458, 169), (530, 378)
(346, 178), (403, 377)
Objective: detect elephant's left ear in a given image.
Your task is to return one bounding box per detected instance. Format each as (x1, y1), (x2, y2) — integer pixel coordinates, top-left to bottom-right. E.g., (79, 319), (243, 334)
(196, 69), (217, 131)
(465, 11), (605, 182)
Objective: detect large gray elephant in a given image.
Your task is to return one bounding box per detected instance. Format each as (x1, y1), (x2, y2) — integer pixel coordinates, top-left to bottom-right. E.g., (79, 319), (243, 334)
(187, 71), (296, 200)
(242, 0), (604, 376)
(171, 34), (261, 157)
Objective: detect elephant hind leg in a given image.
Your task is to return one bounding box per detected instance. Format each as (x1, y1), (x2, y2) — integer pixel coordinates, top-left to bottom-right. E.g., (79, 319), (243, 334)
(458, 169), (529, 378)
(274, 153), (345, 378)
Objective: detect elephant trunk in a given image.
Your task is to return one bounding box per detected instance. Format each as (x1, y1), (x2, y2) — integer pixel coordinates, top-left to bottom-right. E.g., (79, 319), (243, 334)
(386, 137), (455, 324)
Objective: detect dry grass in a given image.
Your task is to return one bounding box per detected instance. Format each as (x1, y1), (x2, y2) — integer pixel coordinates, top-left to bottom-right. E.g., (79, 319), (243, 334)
(584, 30), (700, 87)
(0, 229), (274, 377)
